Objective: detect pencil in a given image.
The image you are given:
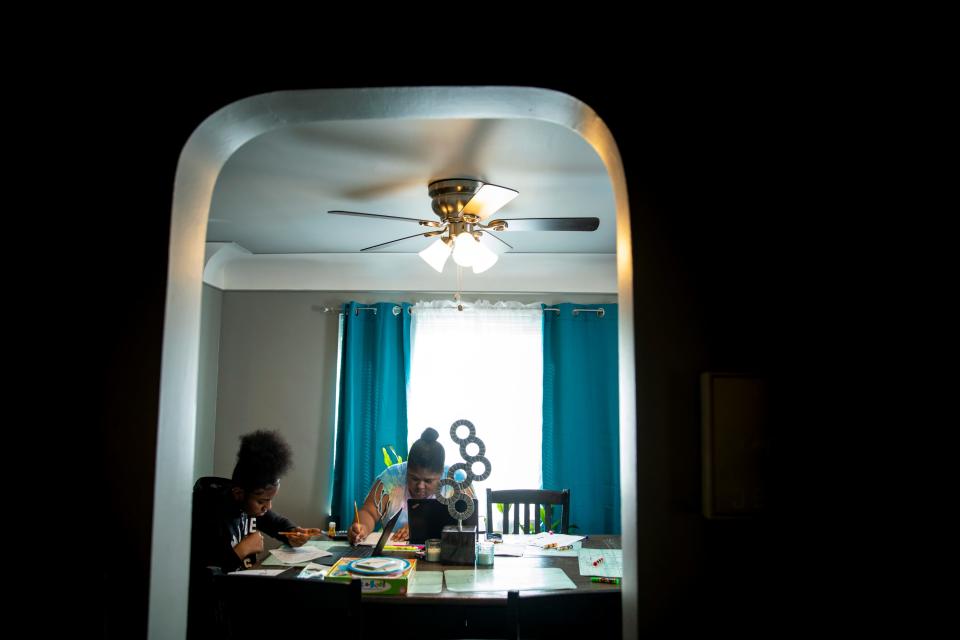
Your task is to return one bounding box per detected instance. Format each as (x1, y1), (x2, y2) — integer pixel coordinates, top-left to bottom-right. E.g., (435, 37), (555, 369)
(354, 501), (360, 526)
(278, 529), (321, 536)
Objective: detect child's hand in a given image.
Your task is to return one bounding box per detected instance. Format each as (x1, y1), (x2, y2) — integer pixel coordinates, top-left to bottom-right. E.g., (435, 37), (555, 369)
(235, 531), (264, 559)
(285, 527), (316, 547)
(392, 525), (409, 542)
(348, 521), (368, 546)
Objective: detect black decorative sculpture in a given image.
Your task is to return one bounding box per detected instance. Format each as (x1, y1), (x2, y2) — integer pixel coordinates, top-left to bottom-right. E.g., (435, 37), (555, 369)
(436, 419), (490, 564)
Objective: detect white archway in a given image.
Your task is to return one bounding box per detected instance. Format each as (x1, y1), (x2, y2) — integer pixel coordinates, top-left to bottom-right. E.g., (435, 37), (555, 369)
(153, 86), (636, 638)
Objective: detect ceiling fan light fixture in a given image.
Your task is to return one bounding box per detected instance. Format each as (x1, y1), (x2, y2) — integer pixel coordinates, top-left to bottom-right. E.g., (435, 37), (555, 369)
(471, 241), (498, 274)
(332, 178), (599, 276)
(452, 231), (479, 267)
(419, 237), (451, 273)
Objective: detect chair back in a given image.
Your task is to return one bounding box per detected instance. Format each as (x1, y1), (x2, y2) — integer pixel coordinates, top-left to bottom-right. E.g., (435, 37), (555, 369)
(514, 589), (620, 639)
(211, 572), (362, 639)
(486, 488), (570, 534)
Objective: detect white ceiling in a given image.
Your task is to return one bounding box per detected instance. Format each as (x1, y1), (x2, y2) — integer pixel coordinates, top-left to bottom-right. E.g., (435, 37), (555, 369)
(205, 115), (617, 291)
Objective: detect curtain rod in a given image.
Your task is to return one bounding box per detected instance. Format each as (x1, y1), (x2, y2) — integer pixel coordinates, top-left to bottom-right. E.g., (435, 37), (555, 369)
(330, 305), (608, 318)
(543, 307), (606, 318)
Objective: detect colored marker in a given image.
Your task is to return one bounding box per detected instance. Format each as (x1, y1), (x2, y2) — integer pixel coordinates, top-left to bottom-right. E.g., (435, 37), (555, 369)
(593, 557), (604, 566)
(591, 577), (620, 584)
(383, 545), (424, 552)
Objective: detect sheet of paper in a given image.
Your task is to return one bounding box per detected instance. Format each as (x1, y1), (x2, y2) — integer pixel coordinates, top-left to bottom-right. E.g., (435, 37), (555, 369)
(407, 571), (443, 594)
(358, 531), (381, 546)
(577, 549), (623, 578)
(492, 536), (581, 557)
(266, 545), (333, 565)
(228, 568), (287, 576)
(493, 543), (527, 557)
(444, 567), (576, 592)
(522, 541), (581, 557)
(526, 532), (586, 549)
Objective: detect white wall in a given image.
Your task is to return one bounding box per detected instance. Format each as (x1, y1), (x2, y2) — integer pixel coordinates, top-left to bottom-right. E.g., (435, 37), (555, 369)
(212, 291), (341, 530)
(194, 284), (222, 479)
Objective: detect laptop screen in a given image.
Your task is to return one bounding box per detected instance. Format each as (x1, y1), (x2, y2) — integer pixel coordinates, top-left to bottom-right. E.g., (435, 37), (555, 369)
(407, 498), (479, 544)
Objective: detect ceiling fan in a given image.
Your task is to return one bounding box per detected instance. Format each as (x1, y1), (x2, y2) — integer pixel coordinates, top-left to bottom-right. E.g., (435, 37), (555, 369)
(328, 178), (600, 274)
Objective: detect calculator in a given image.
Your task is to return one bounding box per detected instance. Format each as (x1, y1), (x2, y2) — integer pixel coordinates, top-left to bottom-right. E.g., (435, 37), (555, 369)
(329, 530), (349, 540)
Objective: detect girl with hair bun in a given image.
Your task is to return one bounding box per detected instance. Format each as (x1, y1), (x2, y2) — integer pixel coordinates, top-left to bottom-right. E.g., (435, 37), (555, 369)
(349, 427), (471, 544)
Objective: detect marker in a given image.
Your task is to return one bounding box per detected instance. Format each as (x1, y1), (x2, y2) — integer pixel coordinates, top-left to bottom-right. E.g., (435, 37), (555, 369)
(591, 577), (620, 584)
(593, 557), (604, 566)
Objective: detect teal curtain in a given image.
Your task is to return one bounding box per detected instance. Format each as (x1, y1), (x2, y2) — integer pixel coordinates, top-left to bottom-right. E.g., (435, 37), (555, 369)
(332, 301), (411, 526)
(542, 303), (620, 534)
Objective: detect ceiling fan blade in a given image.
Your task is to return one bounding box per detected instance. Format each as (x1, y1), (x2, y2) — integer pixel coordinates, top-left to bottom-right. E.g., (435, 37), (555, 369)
(360, 232), (431, 252)
(461, 183), (519, 220)
(483, 231), (514, 251)
(328, 210), (437, 225)
(492, 217), (600, 232)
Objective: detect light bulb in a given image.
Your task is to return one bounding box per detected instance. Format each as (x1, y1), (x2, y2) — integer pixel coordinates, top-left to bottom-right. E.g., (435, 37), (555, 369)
(471, 240), (498, 273)
(452, 232), (478, 267)
(418, 238), (451, 272)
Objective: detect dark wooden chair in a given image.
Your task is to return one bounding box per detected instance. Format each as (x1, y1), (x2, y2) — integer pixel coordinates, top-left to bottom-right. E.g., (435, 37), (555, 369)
(514, 589), (620, 639)
(210, 570), (362, 639)
(486, 488), (570, 534)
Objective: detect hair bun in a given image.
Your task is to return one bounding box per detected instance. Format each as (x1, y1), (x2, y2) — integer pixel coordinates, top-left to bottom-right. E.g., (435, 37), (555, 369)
(421, 427), (439, 443)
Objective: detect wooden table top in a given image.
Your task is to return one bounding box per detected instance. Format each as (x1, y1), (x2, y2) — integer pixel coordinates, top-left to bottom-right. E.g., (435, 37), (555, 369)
(372, 534), (621, 604)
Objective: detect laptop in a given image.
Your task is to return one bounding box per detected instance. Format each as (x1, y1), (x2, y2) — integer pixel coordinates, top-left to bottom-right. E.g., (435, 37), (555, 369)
(407, 498), (479, 544)
(315, 508), (402, 565)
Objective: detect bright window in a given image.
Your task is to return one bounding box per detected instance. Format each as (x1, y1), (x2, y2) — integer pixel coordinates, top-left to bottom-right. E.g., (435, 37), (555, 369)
(407, 300), (543, 530)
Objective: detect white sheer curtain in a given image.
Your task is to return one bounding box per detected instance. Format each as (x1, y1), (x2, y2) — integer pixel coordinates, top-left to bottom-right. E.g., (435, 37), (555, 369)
(408, 300), (543, 530)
